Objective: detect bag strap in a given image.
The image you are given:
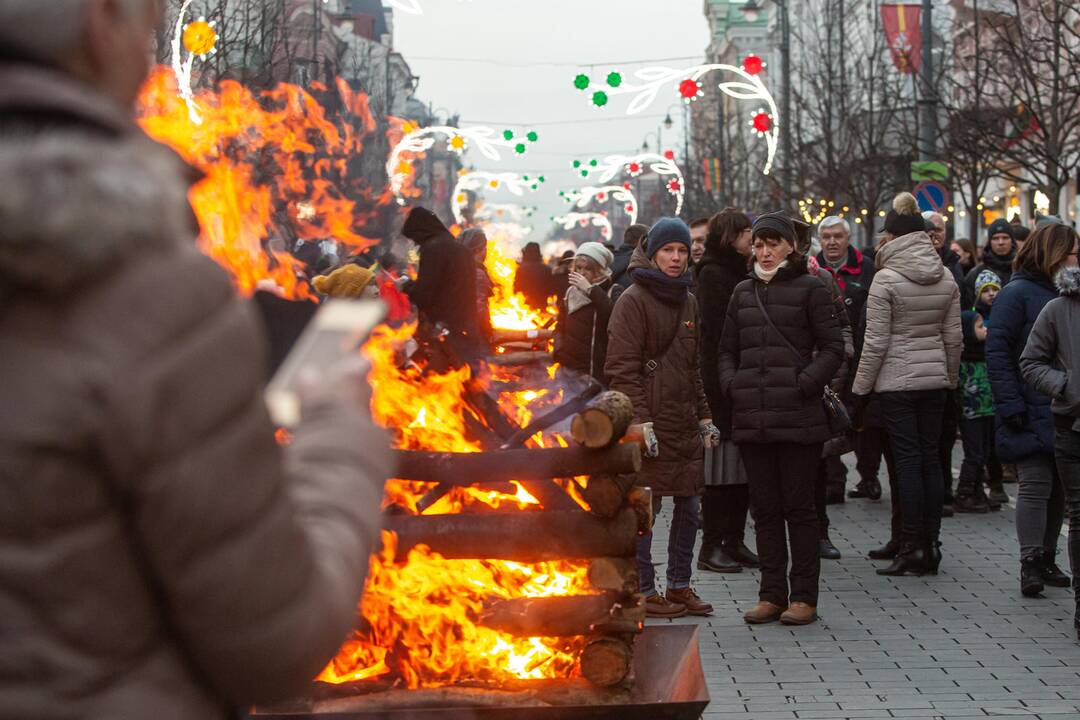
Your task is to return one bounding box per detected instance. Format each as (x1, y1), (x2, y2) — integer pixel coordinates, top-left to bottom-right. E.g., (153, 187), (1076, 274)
(644, 308), (685, 375)
(753, 283), (806, 370)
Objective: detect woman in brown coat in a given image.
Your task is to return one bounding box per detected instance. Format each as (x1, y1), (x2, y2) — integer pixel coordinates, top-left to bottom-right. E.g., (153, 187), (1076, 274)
(606, 218), (717, 619)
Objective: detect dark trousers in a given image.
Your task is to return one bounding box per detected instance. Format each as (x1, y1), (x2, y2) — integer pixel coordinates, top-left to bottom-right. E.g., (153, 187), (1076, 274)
(856, 426), (892, 486)
(1052, 426), (1080, 612)
(939, 390), (960, 503)
(741, 442), (824, 607)
(881, 390), (946, 544)
(958, 416), (995, 496)
(701, 484), (750, 549)
(815, 460), (831, 535)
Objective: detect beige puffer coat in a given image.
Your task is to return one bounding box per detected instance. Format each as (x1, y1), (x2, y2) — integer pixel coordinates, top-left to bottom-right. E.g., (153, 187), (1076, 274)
(0, 64), (391, 719)
(852, 231), (962, 395)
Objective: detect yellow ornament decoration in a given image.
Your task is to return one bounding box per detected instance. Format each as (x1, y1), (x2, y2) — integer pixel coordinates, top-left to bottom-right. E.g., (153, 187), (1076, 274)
(449, 135), (466, 151)
(401, 121), (417, 135)
(182, 20), (217, 57)
(395, 160), (413, 175)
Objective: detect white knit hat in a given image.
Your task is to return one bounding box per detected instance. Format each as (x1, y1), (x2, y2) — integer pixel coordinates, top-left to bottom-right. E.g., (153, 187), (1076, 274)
(575, 242), (614, 271)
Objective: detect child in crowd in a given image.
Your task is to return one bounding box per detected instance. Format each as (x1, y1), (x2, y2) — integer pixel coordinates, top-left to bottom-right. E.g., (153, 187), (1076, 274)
(955, 269), (1002, 513)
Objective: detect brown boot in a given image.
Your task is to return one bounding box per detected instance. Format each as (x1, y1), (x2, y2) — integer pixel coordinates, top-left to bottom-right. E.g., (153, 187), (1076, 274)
(780, 602), (818, 625)
(666, 587), (713, 616)
(644, 593), (686, 618)
(743, 601), (786, 624)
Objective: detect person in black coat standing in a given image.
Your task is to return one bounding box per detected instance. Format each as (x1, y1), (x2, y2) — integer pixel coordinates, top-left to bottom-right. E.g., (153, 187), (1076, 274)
(694, 208), (758, 574)
(401, 207), (480, 357)
(514, 242), (555, 311)
(962, 218), (1017, 308)
(719, 212), (844, 627)
(611, 223), (649, 291)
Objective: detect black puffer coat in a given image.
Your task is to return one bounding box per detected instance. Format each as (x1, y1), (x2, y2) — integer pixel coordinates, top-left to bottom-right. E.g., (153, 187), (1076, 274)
(694, 243), (749, 434)
(553, 279), (615, 383)
(718, 257), (845, 444)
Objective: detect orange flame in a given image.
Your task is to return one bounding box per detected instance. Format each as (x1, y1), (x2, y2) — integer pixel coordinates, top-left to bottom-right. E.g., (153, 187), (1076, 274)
(483, 232), (557, 331)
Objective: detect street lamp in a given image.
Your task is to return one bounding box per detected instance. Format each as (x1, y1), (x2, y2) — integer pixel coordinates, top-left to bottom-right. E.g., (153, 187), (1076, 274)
(741, 0), (791, 210)
(642, 130), (660, 153)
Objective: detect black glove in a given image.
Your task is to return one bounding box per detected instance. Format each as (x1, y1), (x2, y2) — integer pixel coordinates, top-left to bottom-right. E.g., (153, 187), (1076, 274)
(1003, 413), (1027, 432)
(851, 394), (871, 431)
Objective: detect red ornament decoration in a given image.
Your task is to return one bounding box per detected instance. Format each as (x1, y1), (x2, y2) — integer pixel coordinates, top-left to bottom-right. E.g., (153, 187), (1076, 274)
(752, 112), (773, 134)
(626, 161), (644, 177)
(625, 203), (635, 214)
(743, 54), (764, 76)
(663, 149), (675, 160)
(597, 191), (607, 201)
(667, 178), (681, 193)
(678, 78), (703, 102)
(623, 182), (633, 190)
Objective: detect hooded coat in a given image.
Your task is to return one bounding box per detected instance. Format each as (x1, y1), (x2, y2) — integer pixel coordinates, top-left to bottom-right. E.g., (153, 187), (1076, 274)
(402, 208), (478, 335)
(514, 243), (554, 311)
(718, 255), (845, 445)
(0, 63), (391, 718)
(1020, 266), (1080, 433)
(852, 231), (962, 396)
(605, 245), (710, 496)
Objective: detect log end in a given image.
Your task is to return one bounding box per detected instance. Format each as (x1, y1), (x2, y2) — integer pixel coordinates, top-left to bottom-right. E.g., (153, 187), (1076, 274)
(580, 637), (634, 687)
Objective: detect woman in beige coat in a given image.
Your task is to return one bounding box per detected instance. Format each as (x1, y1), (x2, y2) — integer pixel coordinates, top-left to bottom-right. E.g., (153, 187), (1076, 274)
(852, 193), (962, 577)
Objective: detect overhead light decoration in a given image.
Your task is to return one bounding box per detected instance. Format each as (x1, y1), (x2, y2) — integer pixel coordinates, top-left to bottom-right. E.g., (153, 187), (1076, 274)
(387, 125), (538, 205)
(571, 55), (779, 176)
(572, 153), (685, 215)
(797, 197), (839, 225)
(450, 171), (544, 225)
(562, 185), (639, 225)
(171, 0), (219, 123)
(552, 212), (613, 242)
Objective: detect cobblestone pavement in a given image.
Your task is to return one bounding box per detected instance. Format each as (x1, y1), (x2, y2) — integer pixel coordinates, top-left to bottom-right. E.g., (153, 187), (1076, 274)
(648, 456), (1080, 720)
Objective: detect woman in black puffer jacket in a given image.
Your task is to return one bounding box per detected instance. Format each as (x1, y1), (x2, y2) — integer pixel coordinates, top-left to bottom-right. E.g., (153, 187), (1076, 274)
(694, 208), (757, 574)
(719, 212), (844, 627)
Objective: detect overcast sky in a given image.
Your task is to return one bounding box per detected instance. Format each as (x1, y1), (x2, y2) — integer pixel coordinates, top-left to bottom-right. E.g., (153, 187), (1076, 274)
(393, 0), (713, 242)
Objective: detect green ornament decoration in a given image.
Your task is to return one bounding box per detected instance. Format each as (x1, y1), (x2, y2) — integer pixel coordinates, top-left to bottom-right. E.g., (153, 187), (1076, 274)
(573, 73), (590, 90)
(526, 130), (539, 143)
(514, 143), (527, 154)
(591, 91), (609, 108)
(503, 129), (514, 141)
(606, 71), (623, 88)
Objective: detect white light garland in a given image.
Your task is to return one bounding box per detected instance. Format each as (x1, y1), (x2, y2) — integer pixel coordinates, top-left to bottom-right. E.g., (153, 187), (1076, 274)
(564, 185), (639, 226)
(583, 153), (685, 215)
(475, 203), (534, 224)
(479, 221), (533, 246)
(171, 0), (201, 123)
(552, 212), (613, 242)
(450, 171), (541, 226)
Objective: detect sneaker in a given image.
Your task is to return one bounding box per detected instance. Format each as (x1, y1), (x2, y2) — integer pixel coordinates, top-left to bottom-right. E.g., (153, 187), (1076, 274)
(743, 600), (786, 624)
(780, 602), (818, 625)
(724, 541), (760, 568)
(644, 593), (686, 618)
(666, 587), (713, 616)
(697, 545), (742, 573)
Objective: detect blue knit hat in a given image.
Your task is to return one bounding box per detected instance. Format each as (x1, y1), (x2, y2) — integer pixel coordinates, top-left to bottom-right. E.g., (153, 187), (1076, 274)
(645, 218), (692, 258)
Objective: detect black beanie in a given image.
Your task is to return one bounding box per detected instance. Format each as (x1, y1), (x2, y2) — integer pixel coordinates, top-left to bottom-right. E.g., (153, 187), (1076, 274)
(884, 192), (926, 237)
(752, 211), (798, 246)
(986, 218), (1013, 242)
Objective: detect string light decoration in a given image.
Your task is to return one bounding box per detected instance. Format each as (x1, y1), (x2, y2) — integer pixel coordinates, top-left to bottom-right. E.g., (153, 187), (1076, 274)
(572, 55), (779, 176)
(450, 171), (545, 225)
(798, 197), (839, 225)
(572, 153), (685, 214)
(551, 212), (613, 242)
(171, 0), (218, 123)
(561, 185), (639, 225)
(387, 125), (539, 205)
(475, 203), (536, 224)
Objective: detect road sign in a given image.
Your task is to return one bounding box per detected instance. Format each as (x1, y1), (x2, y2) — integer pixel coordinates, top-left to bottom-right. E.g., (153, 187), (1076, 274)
(913, 181), (949, 213)
(911, 161), (948, 182)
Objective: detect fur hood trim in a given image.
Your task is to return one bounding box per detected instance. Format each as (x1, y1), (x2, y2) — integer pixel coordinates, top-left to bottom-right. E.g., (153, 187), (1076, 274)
(1055, 265), (1080, 297)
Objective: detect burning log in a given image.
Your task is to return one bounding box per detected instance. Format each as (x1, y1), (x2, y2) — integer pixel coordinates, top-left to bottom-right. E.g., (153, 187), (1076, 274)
(580, 637), (635, 687)
(383, 507), (638, 561)
(478, 591), (639, 637)
(587, 557), (639, 594)
(492, 328), (554, 345)
(391, 444), (642, 484)
(580, 474), (636, 518)
(502, 380), (603, 449)
(628, 487), (654, 534)
(571, 392), (634, 449)
(487, 350), (552, 366)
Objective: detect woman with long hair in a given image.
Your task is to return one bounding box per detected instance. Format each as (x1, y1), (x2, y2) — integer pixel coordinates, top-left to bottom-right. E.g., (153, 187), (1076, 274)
(694, 208), (757, 573)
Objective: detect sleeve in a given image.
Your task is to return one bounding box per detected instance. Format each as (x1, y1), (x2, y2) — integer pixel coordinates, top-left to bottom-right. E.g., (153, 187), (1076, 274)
(851, 275), (893, 396)
(695, 268), (725, 419)
(942, 281), (963, 389)
(986, 289), (1029, 417)
(798, 281), (845, 398)
(718, 289), (741, 399)
(405, 241), (443, 315)
(1020, 303), (1069, 400)
(604, 293), (652, 423)
(691, 298), (711, 421)
(99, 252), (391, 704)
(960, 265), (978, 310)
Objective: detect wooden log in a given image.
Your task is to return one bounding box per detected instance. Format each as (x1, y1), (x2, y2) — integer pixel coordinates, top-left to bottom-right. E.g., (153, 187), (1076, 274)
(501, 379), (603, 449)
(391, 444), (641, 484)
(383, 507), (638, 561)
(486, 350), (552, 366)
(580, 474), (636, 518)
(314, 686), (542, 712)
(478, 592), (636, 637)
(627, 486), (653, 535)
(570, 392), (634, 449)
(587, 557), (639, 593)
(622, 422), (659, 458)
(580, 637), (634, 687)
(492, 328), (554, 345)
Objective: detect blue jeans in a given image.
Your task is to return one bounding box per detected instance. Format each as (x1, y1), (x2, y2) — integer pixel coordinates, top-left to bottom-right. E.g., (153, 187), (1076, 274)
(880, 390), (946, 543)
(637, 495), (700, 596)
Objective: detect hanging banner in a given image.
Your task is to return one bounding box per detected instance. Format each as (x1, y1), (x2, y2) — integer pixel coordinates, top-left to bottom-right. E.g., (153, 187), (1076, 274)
(880, 3), (922, 74)
(701, 157), (721, 192)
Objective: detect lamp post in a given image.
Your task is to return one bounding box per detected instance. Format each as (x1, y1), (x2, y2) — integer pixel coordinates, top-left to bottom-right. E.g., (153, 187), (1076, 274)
(742, 0), (791, 210)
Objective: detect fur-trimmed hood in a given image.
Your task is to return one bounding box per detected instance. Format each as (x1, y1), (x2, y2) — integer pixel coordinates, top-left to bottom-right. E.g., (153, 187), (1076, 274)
(1056, 265), (1080, 297)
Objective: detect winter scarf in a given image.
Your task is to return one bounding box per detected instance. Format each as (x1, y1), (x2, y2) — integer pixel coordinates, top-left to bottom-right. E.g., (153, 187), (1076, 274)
(1056, 265), (1080, 297)
(753, 259), (789, 283)
(630, 266), (693, 305)
(981, 246), (1016, 277)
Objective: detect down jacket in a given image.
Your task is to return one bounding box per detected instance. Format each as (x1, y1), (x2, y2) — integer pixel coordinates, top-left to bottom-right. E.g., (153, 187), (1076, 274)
(718, 256), (845, 445)
(694, 243), (749, 433)
(605, 245), (710, 496)
(0, 64), (390, 719)
(1021, 266), (1080, 432)
(985, 267), (1058, 461)
(852, 231), (962, 396)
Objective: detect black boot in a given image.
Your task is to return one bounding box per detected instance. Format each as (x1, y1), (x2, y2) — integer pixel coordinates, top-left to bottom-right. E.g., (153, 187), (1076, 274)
(819, 534), (842, 560)
(876, 542), (927, 576)
(723, 540), (760, 568)
(697, 545), (742, 573)
(1041, 551), (1071, 588)
(1020, 555), (1045, 597)
(953, 488), (989, 514)
(868, 538), (900, 560)
(924, 541), (942, 575)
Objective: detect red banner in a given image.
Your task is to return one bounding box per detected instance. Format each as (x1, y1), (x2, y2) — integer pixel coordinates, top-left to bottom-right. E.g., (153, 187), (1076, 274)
(880, 3), (922, 74)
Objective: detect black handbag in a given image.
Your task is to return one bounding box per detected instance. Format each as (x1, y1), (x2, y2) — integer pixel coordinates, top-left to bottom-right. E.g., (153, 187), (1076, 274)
(753, 285), (852, 437)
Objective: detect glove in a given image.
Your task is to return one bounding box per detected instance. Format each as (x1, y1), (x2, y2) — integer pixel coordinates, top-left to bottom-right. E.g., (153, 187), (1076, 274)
(851, 394), (871, 432)
(699, 420), (721, 449)
(1003, 413), (1027, 432)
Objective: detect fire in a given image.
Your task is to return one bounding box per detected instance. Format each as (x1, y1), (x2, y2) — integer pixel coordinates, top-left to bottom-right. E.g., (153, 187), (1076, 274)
(136, 67), (382, 299)
(484, 232), (557, 331)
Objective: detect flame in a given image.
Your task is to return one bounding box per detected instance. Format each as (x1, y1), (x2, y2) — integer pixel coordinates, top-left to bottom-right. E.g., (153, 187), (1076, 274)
(136, 67), (382, 299)
(483, 233), (557, 331)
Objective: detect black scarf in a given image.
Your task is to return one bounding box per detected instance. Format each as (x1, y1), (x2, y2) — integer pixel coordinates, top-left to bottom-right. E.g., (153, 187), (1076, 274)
(630, 267), (693, 305)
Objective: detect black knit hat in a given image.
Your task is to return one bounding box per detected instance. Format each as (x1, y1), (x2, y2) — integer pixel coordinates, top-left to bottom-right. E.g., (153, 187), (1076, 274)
(751, 211), (798, 246)
(986, 218), (1013, 242)
(884, 192), (926, 237)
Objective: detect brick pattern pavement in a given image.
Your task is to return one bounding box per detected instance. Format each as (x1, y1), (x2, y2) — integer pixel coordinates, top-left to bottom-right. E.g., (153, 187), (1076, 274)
(648, 457), (1080, 720)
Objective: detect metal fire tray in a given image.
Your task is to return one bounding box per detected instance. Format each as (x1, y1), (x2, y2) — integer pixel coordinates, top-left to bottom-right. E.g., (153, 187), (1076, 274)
(250, 624), (709, 720)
